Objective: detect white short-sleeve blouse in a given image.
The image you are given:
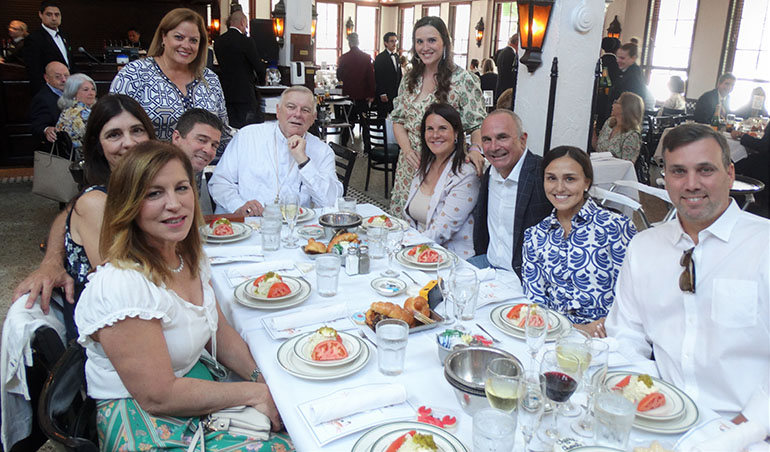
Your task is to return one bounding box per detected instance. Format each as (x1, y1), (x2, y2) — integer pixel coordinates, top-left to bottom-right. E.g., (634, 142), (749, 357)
(75, 261), (218, 400)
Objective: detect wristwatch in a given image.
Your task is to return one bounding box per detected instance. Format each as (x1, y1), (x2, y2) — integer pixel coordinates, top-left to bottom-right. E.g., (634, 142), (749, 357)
(249, 367), (261, 382)
(298, 157), (311, 169)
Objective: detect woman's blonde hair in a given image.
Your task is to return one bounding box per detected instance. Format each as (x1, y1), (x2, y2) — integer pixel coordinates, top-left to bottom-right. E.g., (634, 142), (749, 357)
(148, 8), (209, 80)
(610, 92), (644, 133)
(100, 140), (203, 285)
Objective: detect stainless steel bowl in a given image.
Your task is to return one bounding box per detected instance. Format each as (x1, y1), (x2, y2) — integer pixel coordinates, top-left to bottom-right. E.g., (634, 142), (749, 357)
(443, 346), (523, 414)
(319, 212), (363, 231)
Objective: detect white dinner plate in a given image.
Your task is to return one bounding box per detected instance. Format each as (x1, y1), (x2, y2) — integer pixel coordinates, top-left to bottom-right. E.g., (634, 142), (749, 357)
(244, 276), (302, 302)
(291, 331), (363, 367)
(604, 372), (686, 423)
(395, 248), (456, 270)
(500, 303), (562, 333)
(399, 246), (450, 266)
(489, 304), (567, 343)
(283, 207), (315, 224)
(276, 334), (370, 380)
(233, 277), (311, 310)
(360, 215), (409, 232)
(352, 421), (468, 452)
(604, 371), (699, 434)
(200, 222), (253, 243)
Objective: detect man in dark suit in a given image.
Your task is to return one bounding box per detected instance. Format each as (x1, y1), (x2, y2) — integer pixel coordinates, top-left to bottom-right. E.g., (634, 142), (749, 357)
(608, 43), (654, 111)
(214, 11), (265, 128)
(470, 110), (552, 277)
(24, 1), (73, 93)
(336, 33), (374, 145)
(30, 61), (68, 144)
(693, 73), (736, 124)
(494, 34), (518, 104)
(373, 32), (401, 117)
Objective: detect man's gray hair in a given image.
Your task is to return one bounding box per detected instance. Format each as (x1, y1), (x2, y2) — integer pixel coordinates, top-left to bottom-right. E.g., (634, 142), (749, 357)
(57, 73), (96, 110)
(279, 85), (317, 110)
(348, 32), (359, 47)
(487, 108), (525, 138)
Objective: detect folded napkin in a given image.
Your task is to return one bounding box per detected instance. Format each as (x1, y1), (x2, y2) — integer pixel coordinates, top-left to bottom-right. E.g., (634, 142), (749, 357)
(401, 230), (434, 247)
(305, 384), (407, 425)
(476, 267), (496, 282)
(270, 304), (348, 330)
(692, 421), (768, 452)
(590, 152), (615, 161)
(476, 270), (525, 308)
(224, 260), (297, 287)
(205, 246), (264, 265)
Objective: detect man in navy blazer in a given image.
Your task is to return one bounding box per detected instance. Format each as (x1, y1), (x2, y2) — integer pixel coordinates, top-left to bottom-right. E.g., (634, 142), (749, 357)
(471, 110), (552, 278)
(24, 1), (73, 93)
(29, 61), (68, 144)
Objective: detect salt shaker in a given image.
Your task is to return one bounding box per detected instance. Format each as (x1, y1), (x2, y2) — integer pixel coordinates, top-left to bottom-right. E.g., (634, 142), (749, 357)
(345, 244), (359, 276)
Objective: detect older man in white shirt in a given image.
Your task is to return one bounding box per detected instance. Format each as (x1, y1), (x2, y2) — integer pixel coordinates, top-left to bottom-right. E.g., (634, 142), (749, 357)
(209, 85), (342, 216)
(606, 123), (770, 434)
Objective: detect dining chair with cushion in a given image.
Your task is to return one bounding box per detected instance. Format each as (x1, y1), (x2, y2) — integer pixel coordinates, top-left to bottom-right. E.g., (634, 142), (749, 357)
(363, 112), (400, 198)
(329, 142), (357, 196)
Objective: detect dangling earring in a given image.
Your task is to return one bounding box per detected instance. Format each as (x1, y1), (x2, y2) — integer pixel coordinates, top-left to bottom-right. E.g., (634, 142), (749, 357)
(442, 48), (446, 61)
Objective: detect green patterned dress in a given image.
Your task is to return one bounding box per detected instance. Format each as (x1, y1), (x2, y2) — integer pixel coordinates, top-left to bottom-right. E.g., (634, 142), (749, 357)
(389, 67), (486, 216)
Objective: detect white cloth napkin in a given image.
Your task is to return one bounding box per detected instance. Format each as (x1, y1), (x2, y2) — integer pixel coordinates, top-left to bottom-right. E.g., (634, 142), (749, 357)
(224, 260), (297, 287)
(270, 304), (348, 330)
(476, 267), (496, 282)
(401, 230), (434, 247)
(590, 152), (615, 161)
(205, 246), (264, 264)
(677, 419), (769, 452)
(304, 384), (407, 425)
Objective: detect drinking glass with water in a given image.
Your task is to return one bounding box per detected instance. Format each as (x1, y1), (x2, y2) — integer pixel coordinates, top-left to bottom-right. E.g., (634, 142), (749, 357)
(375, 318), (408, 376)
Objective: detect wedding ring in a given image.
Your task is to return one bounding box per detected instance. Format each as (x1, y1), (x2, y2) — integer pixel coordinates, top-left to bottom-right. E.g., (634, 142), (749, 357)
(246, 208), (251, 214)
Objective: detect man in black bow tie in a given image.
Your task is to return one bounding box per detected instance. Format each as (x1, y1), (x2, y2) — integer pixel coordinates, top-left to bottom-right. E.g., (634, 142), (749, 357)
(374, 32), (402, 117)
(24, 1), (73, 92)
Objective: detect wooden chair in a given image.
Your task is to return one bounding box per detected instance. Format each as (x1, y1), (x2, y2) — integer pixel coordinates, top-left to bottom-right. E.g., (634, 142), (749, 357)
(363, 113), (400, 198)
(329, 142), (357, 196)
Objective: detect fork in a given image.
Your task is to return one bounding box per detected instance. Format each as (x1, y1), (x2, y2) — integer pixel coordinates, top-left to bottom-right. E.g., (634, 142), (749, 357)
(357, 328), (378, 349)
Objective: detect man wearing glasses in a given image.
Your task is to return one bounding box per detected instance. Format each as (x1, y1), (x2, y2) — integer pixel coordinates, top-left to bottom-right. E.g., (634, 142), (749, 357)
(606, 123), (769, 432)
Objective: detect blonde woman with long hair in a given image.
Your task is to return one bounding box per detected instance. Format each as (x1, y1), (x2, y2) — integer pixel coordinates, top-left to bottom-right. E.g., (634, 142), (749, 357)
(593, 91), (644, 163)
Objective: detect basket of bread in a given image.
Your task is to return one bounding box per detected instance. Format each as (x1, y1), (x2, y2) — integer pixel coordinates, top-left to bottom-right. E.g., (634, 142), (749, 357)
(365, 296), (443, 333)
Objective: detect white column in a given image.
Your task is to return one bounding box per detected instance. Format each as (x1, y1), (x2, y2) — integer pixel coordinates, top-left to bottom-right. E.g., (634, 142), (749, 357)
(279, 0), (313, 65)
(514, 0), (606, 155)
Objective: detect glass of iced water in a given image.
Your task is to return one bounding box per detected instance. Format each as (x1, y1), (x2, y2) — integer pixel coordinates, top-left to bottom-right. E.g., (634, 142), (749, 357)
(261, 204), (282, 252)
(594, 392), (636, 449)
(450, 267), (478, 321)
(338, 196), (357, 213)
(366, 226), (386, 259)
(315, 254), (341, 297)
(375, 318), (408, 376)
(472, 408), (516, 452)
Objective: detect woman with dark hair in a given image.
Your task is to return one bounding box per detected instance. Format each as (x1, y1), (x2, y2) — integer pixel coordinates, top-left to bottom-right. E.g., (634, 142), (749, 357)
(594, 91), (644, 163)
(110, 8), (229, 145)
(56, 73), (97, 156)
(403, 103), (480, 258)
(522, 146), (636, 337)
(660, 75), (686, 114)
(75, 142), (293, 451)
(389, 16), (486, 217)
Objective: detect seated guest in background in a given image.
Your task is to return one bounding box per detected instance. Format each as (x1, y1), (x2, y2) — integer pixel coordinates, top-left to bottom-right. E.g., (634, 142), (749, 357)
(56, 73), (97, 157)
(14, 94), (154, 339)
(479, 58), (498, 95)
(0, 20), (28, 65)
(594, 92), (643, 163)
(30, 60), (69, 144)
(693, 73), (735, 124)
(110, 8), (229, 148)
(734, 87), (768, 119)
(404, 103), (480, 259)
(75, 142), (292, 451)
(469, 59), (480, 78)
(496, 88), (513, 110)
(606, 124), (769, 432)
(523, 146), (636, 337)
(659, 75), (686, 115)
(126, 26), (145, 50)
(609, 43), (654, 111)
(209, 86), (342, 216)
(470, 110), (552, 277)
(731, 115), (769, 216)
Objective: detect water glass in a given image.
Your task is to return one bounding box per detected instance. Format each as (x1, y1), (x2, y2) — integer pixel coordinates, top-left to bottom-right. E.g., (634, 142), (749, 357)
(315, 255), (341, 297)
(472, 408), (516, 452)
(366, 226), (386, 259)
(518, 371), (546, 451)
(338, 196), (357, 213)
(375, 318), (409, 376)
(450, 267), (478, 321)
(594, 392), (636, 449)
(572, 339), (610, 437)
(261, 204), (282, 252)
(381, 227), (404, 277)
(484, 358), (521, 414)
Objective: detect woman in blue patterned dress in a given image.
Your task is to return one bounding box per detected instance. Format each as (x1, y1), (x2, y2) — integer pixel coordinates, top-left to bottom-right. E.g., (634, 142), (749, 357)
(522, 146), (637, 337)
(110, 8), (229, 147)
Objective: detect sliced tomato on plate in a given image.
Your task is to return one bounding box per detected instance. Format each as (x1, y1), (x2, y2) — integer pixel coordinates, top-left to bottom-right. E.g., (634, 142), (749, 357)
(267, 282), (291, 298)
(613, 375), (632, 390)
(253, 272), (282, 287)
(385, 431), (416, 452)
(417, 248), (440, 263)
(212, 223), (234, 236)
(408, 244), (429, 256)
(637, 392), (666, 412)
(527, 313), (545, 328)
(310, 340), (349, 361)
(506, 303), (526, 320)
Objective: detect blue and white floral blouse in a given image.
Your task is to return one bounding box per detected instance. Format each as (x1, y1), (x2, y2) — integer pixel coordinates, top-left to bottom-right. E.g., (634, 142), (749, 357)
(522, 197), (637, 324)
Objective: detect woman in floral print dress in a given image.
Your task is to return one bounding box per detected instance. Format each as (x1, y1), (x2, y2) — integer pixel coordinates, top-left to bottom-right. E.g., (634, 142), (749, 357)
(389, 16), (486, 216)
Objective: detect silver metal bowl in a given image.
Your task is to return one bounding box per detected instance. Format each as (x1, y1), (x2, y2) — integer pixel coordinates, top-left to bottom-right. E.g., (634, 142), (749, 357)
(443, 346), (523, 414)
(319, 212), (363, 231)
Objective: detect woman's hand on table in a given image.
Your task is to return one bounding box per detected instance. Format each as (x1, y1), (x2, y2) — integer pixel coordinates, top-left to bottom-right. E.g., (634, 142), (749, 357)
(574, 318), (607, 338)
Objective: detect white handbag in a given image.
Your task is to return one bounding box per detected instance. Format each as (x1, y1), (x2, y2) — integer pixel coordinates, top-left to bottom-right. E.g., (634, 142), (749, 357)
(186, 406), (271, 452)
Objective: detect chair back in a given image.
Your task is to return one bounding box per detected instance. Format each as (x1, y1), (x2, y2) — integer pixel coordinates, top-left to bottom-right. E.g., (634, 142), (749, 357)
(38, 343), (98, 452)
(329, 142), (357, 195)
(364, 115), (387, 154)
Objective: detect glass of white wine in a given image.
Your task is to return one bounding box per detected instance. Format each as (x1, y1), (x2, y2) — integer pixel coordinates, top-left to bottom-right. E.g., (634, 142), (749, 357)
(525, 304), (548, 367)
(554, 328), (591, 417)
(281, 194), (300, 249)
(484, 358), (522, 414)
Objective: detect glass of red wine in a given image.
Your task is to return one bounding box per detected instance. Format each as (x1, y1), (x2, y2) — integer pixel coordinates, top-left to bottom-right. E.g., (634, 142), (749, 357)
(539, 349), (581, 443)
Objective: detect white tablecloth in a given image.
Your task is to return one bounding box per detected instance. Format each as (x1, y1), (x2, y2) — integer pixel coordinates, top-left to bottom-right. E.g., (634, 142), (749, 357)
(591, 152), (638, 192)
(207, 205), (718, 451)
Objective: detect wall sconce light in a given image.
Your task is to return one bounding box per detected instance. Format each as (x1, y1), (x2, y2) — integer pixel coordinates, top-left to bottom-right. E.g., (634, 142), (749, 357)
(607, 15), (621, 39)
(516, 0), (555, 73)
(272, 0), (286, 47)
(475, 18), (485, 47)
(311, 3), (318, 40)
(210, 19), (220, 34)
(345, 17), (355, 36)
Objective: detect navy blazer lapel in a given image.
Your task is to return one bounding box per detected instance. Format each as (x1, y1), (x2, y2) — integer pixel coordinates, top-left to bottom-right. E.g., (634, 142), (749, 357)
(513, 151), (537, 245)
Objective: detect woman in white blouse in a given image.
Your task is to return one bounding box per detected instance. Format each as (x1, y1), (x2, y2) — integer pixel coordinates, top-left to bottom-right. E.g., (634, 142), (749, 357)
(403, 103), (480, 259)
(74, 142), (292, 451)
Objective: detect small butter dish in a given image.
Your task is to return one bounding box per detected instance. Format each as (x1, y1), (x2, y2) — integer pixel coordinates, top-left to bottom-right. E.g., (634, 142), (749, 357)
(370, 277), (407, 297)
